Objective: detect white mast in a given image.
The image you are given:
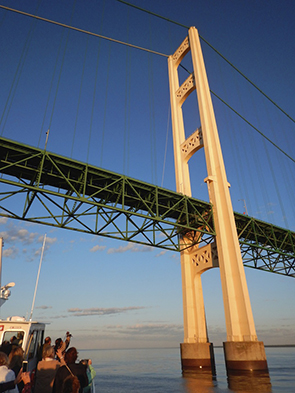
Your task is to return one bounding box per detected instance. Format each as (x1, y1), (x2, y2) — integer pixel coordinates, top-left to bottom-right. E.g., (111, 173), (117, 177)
(29, 234), (46, 321)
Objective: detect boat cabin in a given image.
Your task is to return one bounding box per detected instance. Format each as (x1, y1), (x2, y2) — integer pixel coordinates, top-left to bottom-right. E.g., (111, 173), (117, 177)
(0, 316), (45, 371)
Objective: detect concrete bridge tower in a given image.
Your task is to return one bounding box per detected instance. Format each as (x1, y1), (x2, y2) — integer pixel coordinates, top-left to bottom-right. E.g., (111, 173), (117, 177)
(168, 27), (269, 377)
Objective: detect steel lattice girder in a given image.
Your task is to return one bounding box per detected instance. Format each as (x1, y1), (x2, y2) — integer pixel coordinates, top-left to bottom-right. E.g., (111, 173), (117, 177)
(0, 136), (215, 251)
(235, 214), (295, 276)
(0, 136), (294, 276)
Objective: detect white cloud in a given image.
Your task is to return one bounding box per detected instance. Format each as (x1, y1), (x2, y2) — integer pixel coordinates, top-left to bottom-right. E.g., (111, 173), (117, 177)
(0, 228), (38, 245)
(3, 246), (18, 258)
(256, 326), (295, 345)
(67, 306), (146, 317)
(90, 245), (106, 252)
(105, 323), (183, 336)
(107, 242), (152, 254)
(0, 221), (58, 260)
(38, 235), (57, 245)
(155, 250), (167, 257)
(36, 305), (52, 310)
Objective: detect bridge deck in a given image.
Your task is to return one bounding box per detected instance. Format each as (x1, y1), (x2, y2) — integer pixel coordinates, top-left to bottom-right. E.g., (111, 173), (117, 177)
(0, 136), (294, 277)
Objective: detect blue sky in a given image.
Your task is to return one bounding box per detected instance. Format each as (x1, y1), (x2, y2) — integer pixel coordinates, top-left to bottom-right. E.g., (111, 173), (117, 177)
(0, 0), (294, 349)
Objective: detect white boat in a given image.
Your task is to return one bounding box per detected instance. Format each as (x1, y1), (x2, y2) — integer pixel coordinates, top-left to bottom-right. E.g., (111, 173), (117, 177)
(0, 316), (45, 372)
(0, 237), (96, 391)
(0, 237), (46, 371)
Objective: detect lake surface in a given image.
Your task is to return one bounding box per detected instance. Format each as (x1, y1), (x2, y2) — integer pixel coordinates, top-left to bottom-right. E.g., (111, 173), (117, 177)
(79, 346), (294, 392)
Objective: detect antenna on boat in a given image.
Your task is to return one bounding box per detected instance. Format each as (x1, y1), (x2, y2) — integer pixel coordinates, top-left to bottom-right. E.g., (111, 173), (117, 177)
(29, 234), (46, 321)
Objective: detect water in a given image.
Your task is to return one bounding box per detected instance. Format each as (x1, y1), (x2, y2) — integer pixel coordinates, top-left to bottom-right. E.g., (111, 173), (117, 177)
(79, 346), (294, 392)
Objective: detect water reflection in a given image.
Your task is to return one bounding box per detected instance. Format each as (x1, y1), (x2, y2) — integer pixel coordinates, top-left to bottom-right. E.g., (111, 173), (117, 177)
(183, 374), (217, 393)
(227, 373), (272, 392)
(182, 372), (272, 393)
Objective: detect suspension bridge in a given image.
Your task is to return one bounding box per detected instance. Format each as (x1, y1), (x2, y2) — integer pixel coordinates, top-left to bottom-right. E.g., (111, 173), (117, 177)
(0, 0), (294, 379)
(0, 3), (294, 278)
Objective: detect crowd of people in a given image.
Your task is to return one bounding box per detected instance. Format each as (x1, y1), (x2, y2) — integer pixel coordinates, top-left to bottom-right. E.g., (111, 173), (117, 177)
(0, 332), (96, 393)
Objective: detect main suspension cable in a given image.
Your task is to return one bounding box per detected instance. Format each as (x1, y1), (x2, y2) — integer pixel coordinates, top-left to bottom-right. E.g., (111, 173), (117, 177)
(1, 2), (294, 164)
(210, 90), (295, 164)
(116, 0), (295, 125)
(0, 5), (168, 58)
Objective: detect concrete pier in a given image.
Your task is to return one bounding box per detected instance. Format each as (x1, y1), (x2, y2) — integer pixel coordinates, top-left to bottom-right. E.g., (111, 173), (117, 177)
(223, 341), (268, 374)
(180, 342), (216, 376)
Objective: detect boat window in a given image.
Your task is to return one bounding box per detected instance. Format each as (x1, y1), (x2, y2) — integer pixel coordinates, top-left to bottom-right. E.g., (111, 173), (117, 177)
(36, 329), (43, 359)
(26, 330), (43, 359)
(27, 331), (38, 359)
(1, 331), (24, 347)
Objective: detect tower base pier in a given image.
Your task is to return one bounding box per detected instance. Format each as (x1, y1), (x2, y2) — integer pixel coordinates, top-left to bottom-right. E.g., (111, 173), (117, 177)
(223, 341), (269, 375)
(180, 342), (216, 376)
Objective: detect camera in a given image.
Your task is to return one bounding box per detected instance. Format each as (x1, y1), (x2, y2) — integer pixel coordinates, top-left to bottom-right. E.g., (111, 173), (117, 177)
(22, 361), (28, 372)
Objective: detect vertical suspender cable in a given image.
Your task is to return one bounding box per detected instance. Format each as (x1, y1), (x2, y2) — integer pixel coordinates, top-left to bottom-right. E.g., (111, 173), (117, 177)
(47, 2), (77, 132)
(38, 27), (66, 147)
(214, 54), (247, 212)
(87, 33), (96, 163)
(39, 0), (77, 147)
(0, 0), (42, 136)
(100, 42), (111, 167)
(123, 8), (131, 175)
(161, 104), (170, 187)
(88, 0), (106, 164)
(148, 14), (157, 184)
(71, 36), (89, 157)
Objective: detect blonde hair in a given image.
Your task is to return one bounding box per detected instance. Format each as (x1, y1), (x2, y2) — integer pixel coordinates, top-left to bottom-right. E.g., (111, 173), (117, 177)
(43, 345), (55, 359)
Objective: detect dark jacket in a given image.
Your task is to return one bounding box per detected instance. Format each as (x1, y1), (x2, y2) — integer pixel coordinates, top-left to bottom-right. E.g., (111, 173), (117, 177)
(0, 380), (15, 392)
(52, 363), (88, 393)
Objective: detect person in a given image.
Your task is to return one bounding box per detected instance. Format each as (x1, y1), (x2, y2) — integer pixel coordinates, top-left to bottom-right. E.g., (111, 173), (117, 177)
(19, 373), (31, 393)
(15, 333), (24, 348)
(8, 347), (24, 392)
(62, 375), (80, 393)
(52, 348), (88, 393)
(54, 332), (71, 361)
(0, 351), (18, 392)
(0, 369), (28, 393)
(38, 336), (52, 361)
(0, 380), (18, 392)
(79, 360), (96, 393)
(0, 341), (12, 357)
(9, 337), (17, 346)
(34, 345), (65, 393)
(0, 368), (22, 392)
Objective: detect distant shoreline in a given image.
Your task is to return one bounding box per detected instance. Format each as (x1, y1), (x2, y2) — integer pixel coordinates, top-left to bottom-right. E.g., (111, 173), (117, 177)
(264, 344), (295, 348)
(214, 344), (295, 348)
(80, 344), (295, 351)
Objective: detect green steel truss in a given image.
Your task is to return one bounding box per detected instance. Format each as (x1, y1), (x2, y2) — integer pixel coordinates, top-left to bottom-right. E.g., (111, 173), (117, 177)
(0, 136), (294, 277)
